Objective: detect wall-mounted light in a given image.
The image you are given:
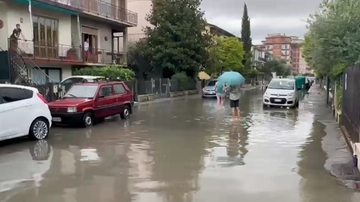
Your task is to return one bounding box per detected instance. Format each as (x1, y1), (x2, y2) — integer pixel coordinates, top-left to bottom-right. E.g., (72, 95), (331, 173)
(20, 18), (23, 23)
(104, 36), (108, 41)
(0, 20), (3, 29)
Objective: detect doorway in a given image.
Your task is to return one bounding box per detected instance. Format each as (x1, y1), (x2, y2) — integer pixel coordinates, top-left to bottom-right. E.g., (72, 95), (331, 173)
(81, 26), (98, 63)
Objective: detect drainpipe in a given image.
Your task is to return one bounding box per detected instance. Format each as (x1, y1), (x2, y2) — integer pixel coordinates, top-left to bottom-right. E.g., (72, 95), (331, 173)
(77, 15), (81, 61)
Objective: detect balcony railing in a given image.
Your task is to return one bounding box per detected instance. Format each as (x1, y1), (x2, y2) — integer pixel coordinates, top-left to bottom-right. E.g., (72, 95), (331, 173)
(12, 39), (127, 65)
(44, 0), (138, 25)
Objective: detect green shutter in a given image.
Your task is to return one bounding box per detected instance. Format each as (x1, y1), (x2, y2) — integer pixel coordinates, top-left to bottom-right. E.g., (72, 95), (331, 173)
(13, 0), (78, 15)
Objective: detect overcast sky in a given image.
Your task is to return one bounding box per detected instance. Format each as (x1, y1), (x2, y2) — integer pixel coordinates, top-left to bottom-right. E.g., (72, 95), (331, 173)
(201, 0), (322, 44)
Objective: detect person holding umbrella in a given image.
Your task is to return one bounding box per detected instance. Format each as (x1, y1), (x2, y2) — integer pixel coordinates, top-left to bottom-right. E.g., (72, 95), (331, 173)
(217, 71), (245, 120)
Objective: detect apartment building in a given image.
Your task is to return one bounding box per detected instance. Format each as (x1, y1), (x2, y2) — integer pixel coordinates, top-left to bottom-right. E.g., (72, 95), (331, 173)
(261, 33), (308, 74)
(0, 0), (137, 84)
(252, 45), (276, 70)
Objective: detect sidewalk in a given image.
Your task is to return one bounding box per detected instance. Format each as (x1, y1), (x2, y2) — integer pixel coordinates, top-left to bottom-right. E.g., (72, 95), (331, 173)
(304, 84), (360, 190)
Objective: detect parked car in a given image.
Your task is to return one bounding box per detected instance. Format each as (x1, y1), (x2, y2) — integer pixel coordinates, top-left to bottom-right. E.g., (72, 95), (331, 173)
(48, 81), (133, 127)
(59, 75), (105, 97)
(0, 84), (52, 141)
(263, 78), (300, 108)
(202, 79), (217, 98)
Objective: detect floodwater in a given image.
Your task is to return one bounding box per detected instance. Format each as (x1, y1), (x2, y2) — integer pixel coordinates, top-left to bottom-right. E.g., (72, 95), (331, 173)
(0, 88), (359, 202)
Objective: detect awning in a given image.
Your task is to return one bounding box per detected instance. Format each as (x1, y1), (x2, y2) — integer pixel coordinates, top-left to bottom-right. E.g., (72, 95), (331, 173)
(198, 71), (211, 80)
(14, 0), (78, 15)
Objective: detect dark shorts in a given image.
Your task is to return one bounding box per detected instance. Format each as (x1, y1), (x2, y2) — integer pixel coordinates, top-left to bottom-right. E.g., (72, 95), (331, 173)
(230, 99), (239, 108)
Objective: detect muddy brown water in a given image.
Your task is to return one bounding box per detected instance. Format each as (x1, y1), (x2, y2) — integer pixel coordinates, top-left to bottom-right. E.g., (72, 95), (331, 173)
(0, 88), (358, 202)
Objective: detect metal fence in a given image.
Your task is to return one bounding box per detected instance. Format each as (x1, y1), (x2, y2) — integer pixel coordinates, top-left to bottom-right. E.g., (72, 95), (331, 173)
(28, 78), (197, 102)
(341, 66), (360, 142)
(137, 78), (197, 98)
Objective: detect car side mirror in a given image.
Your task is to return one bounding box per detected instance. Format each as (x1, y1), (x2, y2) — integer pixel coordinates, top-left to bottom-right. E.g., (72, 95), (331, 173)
(265, 86), (268, 90)
(297, 88), (301, 91)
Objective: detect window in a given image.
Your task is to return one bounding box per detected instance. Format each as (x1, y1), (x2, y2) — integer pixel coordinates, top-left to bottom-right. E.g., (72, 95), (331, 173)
(114, 84), (126, 94)
(99, 86), (113, 97)
(64, 85), (98, 98)
(33, 68), (61, 84)
(33, 15), (59, 58)
(0, 87), (33, 104)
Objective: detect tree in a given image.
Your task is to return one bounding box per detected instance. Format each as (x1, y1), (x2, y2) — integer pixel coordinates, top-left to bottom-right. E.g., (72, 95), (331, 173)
(241, 3), (252, 70)
(261, 59), (289, 77)
(143, 0), (210, 78)
(207, 36), (245, 76)
(302, 0), (360, 78)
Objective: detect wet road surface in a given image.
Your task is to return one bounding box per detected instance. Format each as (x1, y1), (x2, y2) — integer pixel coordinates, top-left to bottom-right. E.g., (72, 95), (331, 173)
(0, 88), (359, 202)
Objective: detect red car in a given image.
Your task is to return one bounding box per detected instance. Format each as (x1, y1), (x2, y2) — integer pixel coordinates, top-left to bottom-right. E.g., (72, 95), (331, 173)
(48, 81), (133, 127)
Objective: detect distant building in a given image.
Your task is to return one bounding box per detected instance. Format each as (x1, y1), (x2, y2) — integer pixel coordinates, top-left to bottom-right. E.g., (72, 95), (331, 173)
(252, 45), (276, 70)
(205, 23), (236, 37)
(260, 33), (309, 74)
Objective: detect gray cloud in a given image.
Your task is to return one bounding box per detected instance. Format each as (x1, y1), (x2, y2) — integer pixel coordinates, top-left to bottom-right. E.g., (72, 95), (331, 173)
(201, 0), (322, 43)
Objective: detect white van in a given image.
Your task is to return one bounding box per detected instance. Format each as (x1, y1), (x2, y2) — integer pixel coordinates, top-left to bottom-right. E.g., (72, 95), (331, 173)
(263, 78), (300, 108)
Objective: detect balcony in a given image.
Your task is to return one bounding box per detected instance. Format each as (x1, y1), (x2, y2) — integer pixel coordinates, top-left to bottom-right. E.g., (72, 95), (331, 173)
(12, 39), (127, 65)
(39, 0), (137, 26)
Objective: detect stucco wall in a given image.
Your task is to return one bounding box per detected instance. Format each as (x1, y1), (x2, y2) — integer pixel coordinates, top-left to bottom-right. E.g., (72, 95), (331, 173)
(80, 17), (113, 51)
(127, 0), (152, 42)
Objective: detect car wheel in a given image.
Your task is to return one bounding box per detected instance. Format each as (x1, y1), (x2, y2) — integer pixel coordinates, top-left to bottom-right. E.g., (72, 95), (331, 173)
(82, 112), (94, 127)
(295, 101), (299, 108)
(120, 105), (130, 119)
(29, 118), (49, 140)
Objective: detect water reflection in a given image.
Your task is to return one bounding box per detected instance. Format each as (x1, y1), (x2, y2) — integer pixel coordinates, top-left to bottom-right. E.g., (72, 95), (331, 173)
(0, 89), (358, 202)
(298, 121), (354, 202)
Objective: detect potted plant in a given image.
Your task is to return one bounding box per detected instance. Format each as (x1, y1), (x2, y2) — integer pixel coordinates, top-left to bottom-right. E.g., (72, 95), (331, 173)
(66, 48), (78, 60)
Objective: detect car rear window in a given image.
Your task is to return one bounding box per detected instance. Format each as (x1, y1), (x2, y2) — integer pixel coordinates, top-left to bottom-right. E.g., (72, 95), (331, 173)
(114, 84), (126, 94)
(0, 87), (33, 103)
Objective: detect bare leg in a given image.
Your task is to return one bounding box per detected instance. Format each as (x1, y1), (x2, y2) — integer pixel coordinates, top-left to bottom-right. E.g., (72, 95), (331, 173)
(236, 107), (241, 120)
(231, 107), (236, 119)
(216, 95), (221, 106)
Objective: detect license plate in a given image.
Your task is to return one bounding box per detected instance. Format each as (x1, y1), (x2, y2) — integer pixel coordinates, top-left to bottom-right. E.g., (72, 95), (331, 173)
(274, 99), (282, 102)
(52, 117), (61, 122)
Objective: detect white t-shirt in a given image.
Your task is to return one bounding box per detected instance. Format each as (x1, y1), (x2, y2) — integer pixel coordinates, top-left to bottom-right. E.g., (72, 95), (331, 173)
(84, 41), (89, 51)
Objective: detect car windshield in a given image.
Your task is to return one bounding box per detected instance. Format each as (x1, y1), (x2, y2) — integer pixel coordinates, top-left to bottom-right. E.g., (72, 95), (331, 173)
(268, 80), (295, 90)
(64, 85), (98, 98)
(207, 80), (217, 86)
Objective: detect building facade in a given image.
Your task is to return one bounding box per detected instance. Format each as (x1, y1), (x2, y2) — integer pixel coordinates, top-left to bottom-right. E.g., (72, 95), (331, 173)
(261, 33), (309, 74)
(262, 33), (291, 62)
(0, 0), (137, 84)
(127, 0), (152, 42)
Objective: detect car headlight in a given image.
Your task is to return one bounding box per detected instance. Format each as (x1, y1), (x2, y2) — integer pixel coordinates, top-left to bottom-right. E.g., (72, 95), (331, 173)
(264, 92), (269, 97)
(67, 107), (77, 113)
(288, 92), (294, 96)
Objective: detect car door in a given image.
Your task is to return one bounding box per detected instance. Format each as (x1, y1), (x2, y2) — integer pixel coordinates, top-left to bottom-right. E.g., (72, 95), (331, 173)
(0, 87), (33, 140)
(94, 85), (115, 118)
(113, 83), (128, 114)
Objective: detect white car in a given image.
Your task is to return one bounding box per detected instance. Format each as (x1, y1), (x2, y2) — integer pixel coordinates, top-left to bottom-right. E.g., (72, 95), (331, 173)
(263, 78), (300, 108)
(0, 84), (52, 141)
(202, 79), (217, 98)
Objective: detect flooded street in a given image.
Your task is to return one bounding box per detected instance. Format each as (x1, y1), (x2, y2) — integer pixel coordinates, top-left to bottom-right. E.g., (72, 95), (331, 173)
(0, 88), (359, 202)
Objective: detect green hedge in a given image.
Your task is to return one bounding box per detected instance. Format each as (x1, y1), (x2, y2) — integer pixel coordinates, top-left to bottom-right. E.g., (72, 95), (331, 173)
(74, 66), (135, 81)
